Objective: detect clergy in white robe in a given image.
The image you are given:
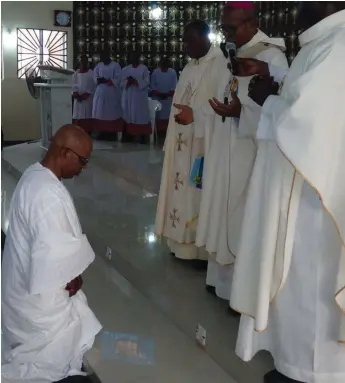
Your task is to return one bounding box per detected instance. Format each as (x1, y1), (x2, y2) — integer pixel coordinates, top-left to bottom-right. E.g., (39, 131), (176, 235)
(2, 125), (102, 382)
(150, 58), (177, 133)
(121, 52), (151, 138)
(72, 55), (95, 134)
(155, 20), (228, 261)
(196, 21), (289, 300)
(230, 5), (345, 383)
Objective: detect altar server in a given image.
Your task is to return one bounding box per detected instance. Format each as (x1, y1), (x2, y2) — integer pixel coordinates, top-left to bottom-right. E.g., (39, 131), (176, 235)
(155, 20), (226, 261)
(2, 125), (102, 382)
(72, 55), (95, 133)
(92, 50), (123, 133)
(121, 52), (151, 139)
(151, 58), (177, 132)
(230, 3), (345, 382)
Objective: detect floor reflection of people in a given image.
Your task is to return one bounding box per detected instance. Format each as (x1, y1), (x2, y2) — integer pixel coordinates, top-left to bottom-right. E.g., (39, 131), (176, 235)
(151, 58), (177, 133)
(121, 52), (151, 144)
(72, 55), (95, 134)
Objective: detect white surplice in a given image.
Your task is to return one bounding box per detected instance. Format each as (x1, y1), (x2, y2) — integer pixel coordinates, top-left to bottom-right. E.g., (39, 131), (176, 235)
(155, 46), (228, 260)
(194, 31), (288, 300)
(72, 69), (95, 120)
(2, 163), (102, 383)
(231, 11), (345, 383)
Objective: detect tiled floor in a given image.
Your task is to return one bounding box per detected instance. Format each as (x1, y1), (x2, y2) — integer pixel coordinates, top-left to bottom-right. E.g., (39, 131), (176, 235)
(1, 142), (273, 383)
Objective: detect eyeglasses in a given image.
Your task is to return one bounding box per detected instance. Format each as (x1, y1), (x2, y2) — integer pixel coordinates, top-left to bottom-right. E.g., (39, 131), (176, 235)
(67, 148), (89, 165)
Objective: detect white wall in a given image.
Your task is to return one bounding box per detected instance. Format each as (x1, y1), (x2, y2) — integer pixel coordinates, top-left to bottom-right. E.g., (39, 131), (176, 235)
(1, 1), (73, 141)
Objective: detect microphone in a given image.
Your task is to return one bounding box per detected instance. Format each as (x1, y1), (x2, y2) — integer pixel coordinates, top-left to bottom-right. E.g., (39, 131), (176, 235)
(222, 42), (237, 122)
(225, 41), (237, 75)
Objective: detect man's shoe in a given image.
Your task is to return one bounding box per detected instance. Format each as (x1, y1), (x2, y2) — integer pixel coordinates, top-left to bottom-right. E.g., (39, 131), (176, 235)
(264, 369), (305, 383)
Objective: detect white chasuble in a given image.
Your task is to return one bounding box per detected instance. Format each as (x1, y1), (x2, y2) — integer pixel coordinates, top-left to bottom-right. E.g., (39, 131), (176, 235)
(194, 31), (288, 300)
(155, 46), (226, 260)
(231, 11), (345, 382)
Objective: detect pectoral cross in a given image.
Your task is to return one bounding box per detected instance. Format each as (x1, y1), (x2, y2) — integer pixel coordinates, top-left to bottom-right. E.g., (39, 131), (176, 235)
(169, 209), (180, 228)
(176, 133), (187, 152)
(173, 172), (183, 190)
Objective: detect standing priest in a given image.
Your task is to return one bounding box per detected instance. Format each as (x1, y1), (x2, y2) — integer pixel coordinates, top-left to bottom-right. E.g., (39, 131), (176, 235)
(155, 20), (228, 261)
(230, 2), (345, 382)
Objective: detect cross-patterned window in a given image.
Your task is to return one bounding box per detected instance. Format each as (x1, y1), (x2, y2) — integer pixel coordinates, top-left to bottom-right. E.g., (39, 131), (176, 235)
(17, 28), (67, 79)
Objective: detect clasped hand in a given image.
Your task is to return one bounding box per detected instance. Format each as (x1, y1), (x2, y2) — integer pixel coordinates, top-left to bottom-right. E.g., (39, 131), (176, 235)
(65, 275), (83, 297)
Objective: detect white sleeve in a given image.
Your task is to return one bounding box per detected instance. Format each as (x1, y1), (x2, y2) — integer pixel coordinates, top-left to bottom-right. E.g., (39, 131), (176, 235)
(268, 64), (288, 84)
(93, 64), (100, 84)
(28, 192), (94, 295)
(238, 48), (289, 139)
(256, 95), (289, 141)
(72, 71), (78, 93)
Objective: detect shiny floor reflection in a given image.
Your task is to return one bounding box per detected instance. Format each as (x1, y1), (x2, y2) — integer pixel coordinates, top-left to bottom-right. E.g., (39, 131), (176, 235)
(2, 142), (273, 383)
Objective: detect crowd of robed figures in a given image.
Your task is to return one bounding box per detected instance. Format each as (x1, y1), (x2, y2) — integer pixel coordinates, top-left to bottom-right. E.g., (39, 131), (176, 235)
(156, 2), (345, 383)
(72, 51), (177, 140)
(1, 1), (345, 383)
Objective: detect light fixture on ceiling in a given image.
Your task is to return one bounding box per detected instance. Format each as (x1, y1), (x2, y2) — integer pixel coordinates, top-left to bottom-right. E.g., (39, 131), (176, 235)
(149, 6), (163, 20)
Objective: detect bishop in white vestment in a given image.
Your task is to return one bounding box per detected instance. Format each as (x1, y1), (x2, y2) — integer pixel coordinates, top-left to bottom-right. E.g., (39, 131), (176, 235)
(155, 20), (227, 261)
(194, 2), (289, 302)
(2, 125), (102, 382)
(230, 5), (345, 383)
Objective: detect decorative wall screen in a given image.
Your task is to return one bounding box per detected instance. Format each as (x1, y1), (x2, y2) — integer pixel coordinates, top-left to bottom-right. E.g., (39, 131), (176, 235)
(73, 1), (222, 72)
(17, 28), (68, 79)
(257, 1), (301, 63)
(73, 1), (301, 72)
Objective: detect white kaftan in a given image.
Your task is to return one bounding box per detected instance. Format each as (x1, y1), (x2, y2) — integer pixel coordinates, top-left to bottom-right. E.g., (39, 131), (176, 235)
(72, 69), (95, 120)
(195, 31), (288, 300)
(155, 46), (228, 260)
(231, 11), (345, 383)
(2, 163), (102, 382)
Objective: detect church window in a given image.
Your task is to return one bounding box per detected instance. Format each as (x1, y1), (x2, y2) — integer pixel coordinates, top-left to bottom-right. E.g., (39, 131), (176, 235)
(17, 28), (67, 79)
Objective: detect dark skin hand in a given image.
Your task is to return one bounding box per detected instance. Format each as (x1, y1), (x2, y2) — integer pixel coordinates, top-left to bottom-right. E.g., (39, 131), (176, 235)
(209, 91), (241, 118)
(248, 75), (279, 107)
(173, 58), (270, 123)
(235, 58), (270, 77)
(97, 77), (108, 84)
(174, 91), (242, 124)
(65, 275), (83, 297)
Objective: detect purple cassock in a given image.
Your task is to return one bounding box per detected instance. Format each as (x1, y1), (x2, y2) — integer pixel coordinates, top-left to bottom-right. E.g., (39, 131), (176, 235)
(150, 68), (177, 132)
(92, 61), (124, 132)
(121, 64), (151, 136)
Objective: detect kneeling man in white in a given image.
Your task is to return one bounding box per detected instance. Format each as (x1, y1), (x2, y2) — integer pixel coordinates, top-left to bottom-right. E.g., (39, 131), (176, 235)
(2, 125), (102, 382)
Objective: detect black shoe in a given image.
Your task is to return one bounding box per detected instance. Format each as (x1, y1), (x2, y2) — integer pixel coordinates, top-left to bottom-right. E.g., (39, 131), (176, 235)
(192, 259), (208, 270)
(205, 285), (216, 295)
(264, 369), (305, 383)
(54, 376), (93, 382)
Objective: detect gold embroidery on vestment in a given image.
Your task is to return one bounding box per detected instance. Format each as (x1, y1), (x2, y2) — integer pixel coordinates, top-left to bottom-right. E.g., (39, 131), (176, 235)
(173, 172), (183, 191)
(169, 208), (180, 228)
(176, 132), (187, 152)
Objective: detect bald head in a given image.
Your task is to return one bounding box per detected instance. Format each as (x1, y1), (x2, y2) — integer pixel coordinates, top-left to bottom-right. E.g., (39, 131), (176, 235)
(51, 124), (92, 153)
(42, 124), (92, 180)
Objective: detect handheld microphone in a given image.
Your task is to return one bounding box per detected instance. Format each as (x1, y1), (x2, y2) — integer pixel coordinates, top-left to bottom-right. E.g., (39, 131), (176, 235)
(225, 41), (237, 75)
(222, 42), (236, 122)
